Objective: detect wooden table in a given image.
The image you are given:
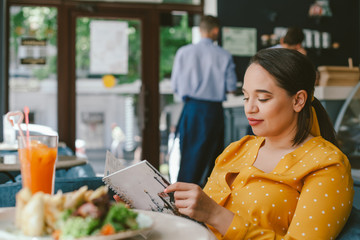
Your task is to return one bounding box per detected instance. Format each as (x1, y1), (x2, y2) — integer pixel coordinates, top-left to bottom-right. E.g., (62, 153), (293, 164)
(0, 155), (88, 172)
(0, 141), (87, 172)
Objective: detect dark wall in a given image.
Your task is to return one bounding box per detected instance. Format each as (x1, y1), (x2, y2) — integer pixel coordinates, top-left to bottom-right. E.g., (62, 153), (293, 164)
(218, 0), (359, 82)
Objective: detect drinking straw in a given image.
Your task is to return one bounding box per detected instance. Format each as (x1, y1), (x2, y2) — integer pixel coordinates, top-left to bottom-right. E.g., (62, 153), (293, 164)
(6, 111), (26, 147)
(24, 106), (30, 146)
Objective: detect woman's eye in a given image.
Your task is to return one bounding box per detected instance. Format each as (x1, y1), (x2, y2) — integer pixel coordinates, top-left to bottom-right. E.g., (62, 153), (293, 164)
(243, 97), (249, 101)
(258, 99), (269, 102)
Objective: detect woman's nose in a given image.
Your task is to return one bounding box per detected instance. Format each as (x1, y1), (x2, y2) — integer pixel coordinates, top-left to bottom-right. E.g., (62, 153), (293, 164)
(245, 100), (258, 114)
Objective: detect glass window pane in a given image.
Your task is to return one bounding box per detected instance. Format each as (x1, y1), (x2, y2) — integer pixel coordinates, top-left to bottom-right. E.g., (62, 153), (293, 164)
(9, 6), (58, 131)
(336, 82), (360, 170)
(159, 13), (195, 178)
(75, 18), (142, 175)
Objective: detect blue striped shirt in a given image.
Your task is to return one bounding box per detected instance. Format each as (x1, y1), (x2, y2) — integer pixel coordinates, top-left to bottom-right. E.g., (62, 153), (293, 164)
(171, 38), (238, 102)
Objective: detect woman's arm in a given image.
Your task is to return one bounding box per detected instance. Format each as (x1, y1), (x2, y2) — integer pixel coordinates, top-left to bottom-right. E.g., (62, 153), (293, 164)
(284, 162), (353, 239)
(164, 182), (234, 235)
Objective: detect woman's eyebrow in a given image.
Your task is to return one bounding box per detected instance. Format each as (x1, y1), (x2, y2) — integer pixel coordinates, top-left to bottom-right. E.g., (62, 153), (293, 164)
(241, 88), (273, 95)
(255, 89), (273, 94)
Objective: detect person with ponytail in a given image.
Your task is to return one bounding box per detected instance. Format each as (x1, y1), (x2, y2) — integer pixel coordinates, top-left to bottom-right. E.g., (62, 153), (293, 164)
(164, 48), (354, 239)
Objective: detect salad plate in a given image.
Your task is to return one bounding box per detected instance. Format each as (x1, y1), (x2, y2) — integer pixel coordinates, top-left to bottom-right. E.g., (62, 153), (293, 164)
(0, 207), (153, 240)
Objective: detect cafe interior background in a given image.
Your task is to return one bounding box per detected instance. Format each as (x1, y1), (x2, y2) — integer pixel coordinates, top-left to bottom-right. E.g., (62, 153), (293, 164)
(0, 0), (360, 207)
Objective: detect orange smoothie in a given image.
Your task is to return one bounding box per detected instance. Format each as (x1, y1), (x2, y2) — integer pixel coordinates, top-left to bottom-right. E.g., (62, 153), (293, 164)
(18, 140), (57, 194)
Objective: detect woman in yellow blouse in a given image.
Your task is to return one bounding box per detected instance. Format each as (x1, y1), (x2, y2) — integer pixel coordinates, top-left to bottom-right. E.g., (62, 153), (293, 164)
(164, 48), (354, 239)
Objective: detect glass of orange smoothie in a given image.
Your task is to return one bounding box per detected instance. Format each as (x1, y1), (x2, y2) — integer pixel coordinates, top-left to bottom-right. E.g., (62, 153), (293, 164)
(18, 135), (58, 194)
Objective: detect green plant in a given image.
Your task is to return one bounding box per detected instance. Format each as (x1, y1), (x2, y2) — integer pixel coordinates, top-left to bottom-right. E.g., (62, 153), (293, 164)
(10, 7), (192, 85)
(10, 6), (57, 80)
(159, 14), (192, 81)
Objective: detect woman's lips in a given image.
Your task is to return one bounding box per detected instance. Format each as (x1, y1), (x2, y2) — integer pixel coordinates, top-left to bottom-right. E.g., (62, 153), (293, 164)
(247, 118), (263, 126)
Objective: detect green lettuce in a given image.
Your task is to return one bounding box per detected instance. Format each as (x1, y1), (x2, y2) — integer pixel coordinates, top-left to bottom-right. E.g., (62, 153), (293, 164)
(60, 216), (100, 239)
(103, 203), (139, 231)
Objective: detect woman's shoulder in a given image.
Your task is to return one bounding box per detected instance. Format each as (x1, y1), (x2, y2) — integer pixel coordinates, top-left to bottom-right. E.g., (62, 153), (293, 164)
(306, 136), (346, 156)
(303, 136), (350, 165)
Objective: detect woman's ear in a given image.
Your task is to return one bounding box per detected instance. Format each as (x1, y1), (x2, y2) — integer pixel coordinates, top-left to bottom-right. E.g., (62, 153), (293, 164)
(293, 90), (307, 112)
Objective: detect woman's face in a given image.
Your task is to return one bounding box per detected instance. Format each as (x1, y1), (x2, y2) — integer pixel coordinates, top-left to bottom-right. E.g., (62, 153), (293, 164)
(242, 63), (300, 138)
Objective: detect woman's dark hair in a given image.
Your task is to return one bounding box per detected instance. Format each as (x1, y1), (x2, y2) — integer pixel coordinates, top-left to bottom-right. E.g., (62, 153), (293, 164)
(249, 48), (338, 146)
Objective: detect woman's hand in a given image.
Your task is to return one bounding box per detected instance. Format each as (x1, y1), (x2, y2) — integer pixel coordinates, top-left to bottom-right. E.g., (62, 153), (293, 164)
(164, 182), (213, 221)
(164, 182), (234, 235)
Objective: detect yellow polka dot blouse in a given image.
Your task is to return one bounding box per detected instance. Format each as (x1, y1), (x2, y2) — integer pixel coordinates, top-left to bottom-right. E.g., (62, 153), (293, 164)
(204, 135), (354, 240)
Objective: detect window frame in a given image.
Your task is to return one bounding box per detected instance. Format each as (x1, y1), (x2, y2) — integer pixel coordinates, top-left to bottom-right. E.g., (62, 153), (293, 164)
(2, 0), (203, 169)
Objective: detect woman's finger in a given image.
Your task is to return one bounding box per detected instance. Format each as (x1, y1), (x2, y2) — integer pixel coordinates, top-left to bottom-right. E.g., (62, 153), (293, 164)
(173, 189), (195, 200)
(164, 182), (198, 193)
(174, 199), (190, 209)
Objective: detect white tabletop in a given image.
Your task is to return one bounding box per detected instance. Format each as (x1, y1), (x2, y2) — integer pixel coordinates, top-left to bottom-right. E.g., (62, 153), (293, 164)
(132, 210), (216, 240)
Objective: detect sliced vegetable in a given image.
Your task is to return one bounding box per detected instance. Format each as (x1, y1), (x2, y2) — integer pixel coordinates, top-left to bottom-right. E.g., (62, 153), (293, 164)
(52, 229), (61, 240)
(100, 223), (116, 235)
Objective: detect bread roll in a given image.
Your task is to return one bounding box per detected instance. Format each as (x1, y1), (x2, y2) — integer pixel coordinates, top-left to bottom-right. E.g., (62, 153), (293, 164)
(21, 192), (45, 236)
(15, 188), (32, 228)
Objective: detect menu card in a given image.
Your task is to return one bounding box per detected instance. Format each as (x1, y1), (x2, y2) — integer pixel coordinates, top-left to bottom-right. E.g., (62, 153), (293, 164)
(102, 153), (179, 215)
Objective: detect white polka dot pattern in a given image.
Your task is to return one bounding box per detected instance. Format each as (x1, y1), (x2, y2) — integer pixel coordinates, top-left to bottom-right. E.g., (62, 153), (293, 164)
(204, 135), (354, 240)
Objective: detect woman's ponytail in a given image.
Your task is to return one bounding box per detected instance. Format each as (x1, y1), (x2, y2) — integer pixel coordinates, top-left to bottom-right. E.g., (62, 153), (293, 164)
(311, 97), (338, 147)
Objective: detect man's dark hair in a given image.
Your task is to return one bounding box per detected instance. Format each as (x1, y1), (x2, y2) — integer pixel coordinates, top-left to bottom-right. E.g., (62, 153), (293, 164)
(199, 15), (220, 33)
(283, 27), (305, 46)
